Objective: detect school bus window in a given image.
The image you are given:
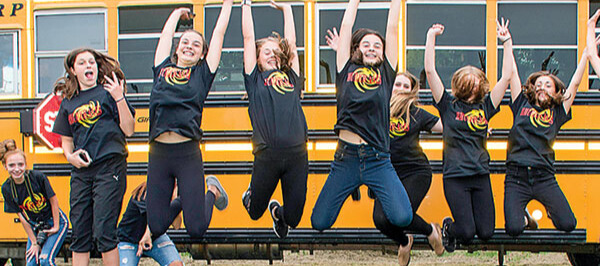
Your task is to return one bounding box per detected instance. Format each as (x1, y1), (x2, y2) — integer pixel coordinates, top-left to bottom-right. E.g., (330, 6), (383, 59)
(204, 4), (304, 93)
(498, 2), (577, 86)
(0, 31), (20, 96)
(118, 5), (192, 94)
(406, 2), (485, 89)
(317, 3), (390, 88)
(34, 10), (107, 96)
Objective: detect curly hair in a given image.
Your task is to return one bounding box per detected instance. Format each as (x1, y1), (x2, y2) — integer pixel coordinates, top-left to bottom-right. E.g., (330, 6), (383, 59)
(171, 30), (209, 66)
(53, 48), (126, 100)
(451, 65), (489, 104)
(0, 139), (25, 165)
(256, 32), (294, 73)
(390, 72), (420, 129)
(350, 28), (385, 67)
(523, 71), (567, 109)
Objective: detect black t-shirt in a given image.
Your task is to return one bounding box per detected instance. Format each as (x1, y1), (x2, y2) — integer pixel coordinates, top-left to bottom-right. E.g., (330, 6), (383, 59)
(434, 90), (500, 178)
(117, 196), (147, 243)
(149, 58), (216, 142)
(334, 60), (396, 152)
(53, 84), (135, 166)
(389, 106), (439, 168)
(507, 92), (571, 172)
(1, 170), (55, 223)
(244, 67), (308, 153)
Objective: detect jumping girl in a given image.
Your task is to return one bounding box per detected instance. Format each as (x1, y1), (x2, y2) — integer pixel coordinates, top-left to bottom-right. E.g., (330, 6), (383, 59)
(311, 0), (414, 237)
(53, 48), (135, 266)
(147, 2), (232, 238)
(502, 11), (599, 236)
(1, 139), (68, 266)
(118, 182), (183, 266)
(240, 0), (308, 238)
(425, 20), (513, 252)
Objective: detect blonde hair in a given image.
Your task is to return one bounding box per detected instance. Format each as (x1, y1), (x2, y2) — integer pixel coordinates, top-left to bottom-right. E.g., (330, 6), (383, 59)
(0, 139), (25, 166)
(390, 72), (420, 129)
(451, 66), (489, 104)
(256, 32), (293, 73)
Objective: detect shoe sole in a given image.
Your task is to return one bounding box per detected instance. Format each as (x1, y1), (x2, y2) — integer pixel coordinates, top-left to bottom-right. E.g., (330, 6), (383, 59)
(206, 175), (228, 211)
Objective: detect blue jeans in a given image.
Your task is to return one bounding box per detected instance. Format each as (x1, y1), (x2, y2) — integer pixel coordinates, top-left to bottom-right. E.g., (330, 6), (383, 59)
(26, 210), (69, 266)
(117, 234), (181, 266)
(311, 140), (413, 230)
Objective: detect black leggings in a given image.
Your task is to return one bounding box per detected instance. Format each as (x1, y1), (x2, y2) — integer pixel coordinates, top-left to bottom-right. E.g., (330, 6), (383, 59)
(246, 145), (308, 228)
(373, 167), (433, 246)
(443, 174), (495, 244)
(146, 141), (215, 238)
(504, 164), (576, 236)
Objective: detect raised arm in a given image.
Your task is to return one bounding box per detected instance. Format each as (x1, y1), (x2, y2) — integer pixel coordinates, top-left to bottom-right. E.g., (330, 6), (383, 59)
(271, 0), (300, 75)
(424, 24), (445, 103)
(509, 51), (522, 102)
(337, 0), (360, 72)
(490, 18), (514, 108)
(242, 1), (256, 74)
(206, 0), (234, 73)
(587, 10), (600, 79)
(385, 0), (401, 69)
(154, 8), (190, 66)
(563, 49), (589, 112)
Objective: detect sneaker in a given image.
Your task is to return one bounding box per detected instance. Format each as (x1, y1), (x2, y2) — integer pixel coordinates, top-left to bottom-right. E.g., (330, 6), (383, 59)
(428, 223), (444, 256)
(206, 175), (228, 211)
(397, 234), (413, 266)
(241, 187), (251, 213)
(524, 208), (538, 230)
(441, 217), (456, 253)
(269, 200), (289, 238)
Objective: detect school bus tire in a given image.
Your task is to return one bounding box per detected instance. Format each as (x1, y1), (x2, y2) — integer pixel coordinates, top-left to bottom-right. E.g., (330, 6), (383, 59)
(567, 252), (600, 266)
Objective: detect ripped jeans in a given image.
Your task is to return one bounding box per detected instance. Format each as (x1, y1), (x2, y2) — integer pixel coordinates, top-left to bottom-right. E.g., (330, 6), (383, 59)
(117, 234), (181, 266)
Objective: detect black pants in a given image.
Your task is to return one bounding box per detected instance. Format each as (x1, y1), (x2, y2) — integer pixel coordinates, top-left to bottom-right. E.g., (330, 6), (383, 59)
(70, 155), (127, 252)
(146, 141), (215, 238)
(246, 145), (308, 228)
(504, 164), (576, 236)
(443, 174), (495, 244)
(373, 167), (433, 246)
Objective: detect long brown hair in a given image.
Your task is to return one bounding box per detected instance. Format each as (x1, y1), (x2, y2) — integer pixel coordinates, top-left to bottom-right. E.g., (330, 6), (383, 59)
(390, 72), (419, 128)
(451, 65), (489, 104)
(171, 30), (209, 66)
(350, 28), (385, 66)
(256, 32), (293, 73)
(0, 139), (25, 166)
(131, 182), (147, 201)
(523, 71), (566, 109)
(53, 48), (126, 100)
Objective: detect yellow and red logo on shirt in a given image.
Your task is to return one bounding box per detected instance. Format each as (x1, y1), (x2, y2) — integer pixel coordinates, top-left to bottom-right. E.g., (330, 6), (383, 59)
(520, 107), (553, 128)
(455, 109), (487, 131)
(265, 72), (294, 95)
(20, 193), (47, 213)
(160, 67), (191, 86)
(389, 117), (409, 137)
(347, 67), (381, 93)
(68, 101), (103, 128)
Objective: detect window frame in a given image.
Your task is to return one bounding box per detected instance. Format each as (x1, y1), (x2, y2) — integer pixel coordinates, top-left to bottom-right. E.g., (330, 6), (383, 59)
(34, 8), (108, 97)
(0, 30), (21, 97)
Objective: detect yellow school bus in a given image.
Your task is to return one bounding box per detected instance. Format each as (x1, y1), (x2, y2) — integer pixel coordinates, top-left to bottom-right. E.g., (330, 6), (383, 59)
(1, 0), (600, 265)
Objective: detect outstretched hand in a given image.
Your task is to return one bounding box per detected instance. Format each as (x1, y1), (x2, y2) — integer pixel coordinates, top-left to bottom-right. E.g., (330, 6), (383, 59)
(428, 24), (444, 36)
(103, 72), (125, 101)
(588, 9), (600, 29)
(270, 0), (290, 11)
(496, 17), (511, 43)
(326, 27), (340, 52)
(177, 7), (194, 20)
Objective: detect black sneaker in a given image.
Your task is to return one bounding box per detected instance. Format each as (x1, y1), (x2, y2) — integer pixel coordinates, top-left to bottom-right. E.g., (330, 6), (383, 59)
(442, 217), (456, 253)
(241, 188), (251, 213)
(269, 200), (289, 238)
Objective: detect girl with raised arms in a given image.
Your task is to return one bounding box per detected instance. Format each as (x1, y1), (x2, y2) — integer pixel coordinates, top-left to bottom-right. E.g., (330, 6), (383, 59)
(146, 2), (232, 239)
(52, 48), (135, 266)
(240, 0), (308, 238)
(425, 20), (513, 252)
(311, 0), (414, 241)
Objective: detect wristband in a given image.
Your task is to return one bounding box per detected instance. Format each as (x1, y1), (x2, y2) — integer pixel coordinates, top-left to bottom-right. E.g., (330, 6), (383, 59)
(115, 96), (125, 103)
(501, 37), (511, 44)
(241, 0), (251, 6)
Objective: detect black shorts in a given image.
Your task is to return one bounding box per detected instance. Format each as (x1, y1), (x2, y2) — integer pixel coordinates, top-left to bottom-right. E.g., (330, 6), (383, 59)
(69, 155), (127, 253)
